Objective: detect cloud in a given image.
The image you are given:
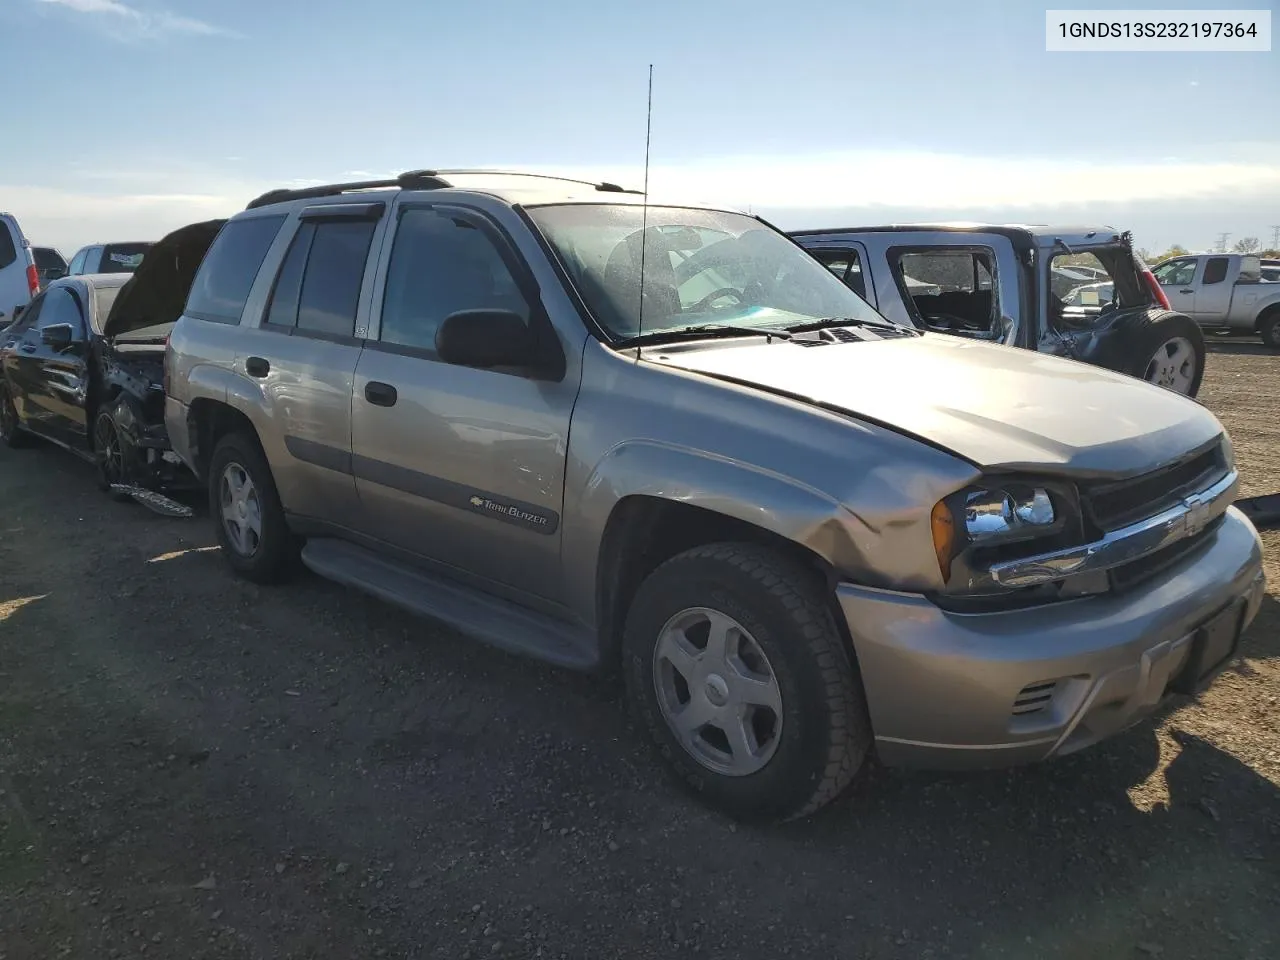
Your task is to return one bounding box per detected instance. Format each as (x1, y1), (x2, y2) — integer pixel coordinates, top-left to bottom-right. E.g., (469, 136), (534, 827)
(11, 145), (1280, 255)
(35, 0), (239, 39)
(500, 149), (1280, 213)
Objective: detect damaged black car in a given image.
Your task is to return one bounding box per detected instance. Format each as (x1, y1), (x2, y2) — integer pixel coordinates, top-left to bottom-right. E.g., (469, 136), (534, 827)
(0, 218), (225, 514)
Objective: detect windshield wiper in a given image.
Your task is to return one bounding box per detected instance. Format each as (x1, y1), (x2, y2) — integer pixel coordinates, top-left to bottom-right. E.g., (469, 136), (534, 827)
(613, 324), (792, 349)
(783, 316), (916, 335)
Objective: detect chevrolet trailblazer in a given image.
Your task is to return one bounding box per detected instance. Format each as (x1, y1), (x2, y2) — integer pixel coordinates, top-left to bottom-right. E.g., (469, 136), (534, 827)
(160, 170), (1265, 821)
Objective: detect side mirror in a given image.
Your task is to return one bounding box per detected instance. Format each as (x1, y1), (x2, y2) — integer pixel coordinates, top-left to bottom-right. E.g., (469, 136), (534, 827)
(41, 322), (76, 350)
(435, 309), (538, 369)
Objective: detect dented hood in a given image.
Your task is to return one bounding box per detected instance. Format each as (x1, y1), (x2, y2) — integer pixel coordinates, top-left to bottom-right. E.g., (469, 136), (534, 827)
(102, 219), (226, 339)
(646, 333), (1223, 478)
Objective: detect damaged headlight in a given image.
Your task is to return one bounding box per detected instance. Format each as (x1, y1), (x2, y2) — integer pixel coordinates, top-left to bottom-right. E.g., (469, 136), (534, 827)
(931, 479), (1080, 592)
(964, 487), (1055, 541)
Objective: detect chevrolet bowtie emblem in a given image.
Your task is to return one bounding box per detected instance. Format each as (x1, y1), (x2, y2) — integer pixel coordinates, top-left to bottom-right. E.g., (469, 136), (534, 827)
(1182, 492), (1209, 538)
(469, 496), (484, 507)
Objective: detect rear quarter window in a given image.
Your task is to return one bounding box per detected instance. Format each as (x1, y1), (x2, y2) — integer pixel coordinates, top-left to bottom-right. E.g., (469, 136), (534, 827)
(0, 220), (17, 270)
(185, 215), (287, 324)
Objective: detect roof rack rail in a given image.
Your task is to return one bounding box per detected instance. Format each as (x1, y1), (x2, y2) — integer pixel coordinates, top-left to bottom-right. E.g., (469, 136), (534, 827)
(245, 168), (641, 210)
(425, 169), (643, 194)
(244, 170), (451, 210)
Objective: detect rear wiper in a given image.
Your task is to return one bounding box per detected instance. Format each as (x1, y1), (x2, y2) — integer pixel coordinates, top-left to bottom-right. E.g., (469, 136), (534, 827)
(613, 324), (792, 349)
(783, 316), (916, 335)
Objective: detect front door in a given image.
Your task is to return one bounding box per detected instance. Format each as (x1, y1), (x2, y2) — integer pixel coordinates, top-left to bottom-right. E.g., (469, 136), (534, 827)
(11, 286), (90, 447)
(1153, 257), (1199, 319)
(350, 202), (576, 604)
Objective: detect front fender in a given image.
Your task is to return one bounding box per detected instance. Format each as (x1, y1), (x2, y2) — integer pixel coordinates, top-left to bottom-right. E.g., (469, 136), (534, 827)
(560, 436), (978, 628)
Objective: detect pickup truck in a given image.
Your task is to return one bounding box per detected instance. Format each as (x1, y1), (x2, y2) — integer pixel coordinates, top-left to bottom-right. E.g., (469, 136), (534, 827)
(1150, 253), (1280, 348)
(161, 172), (1263, 821)
(790, 224), (1206, 397)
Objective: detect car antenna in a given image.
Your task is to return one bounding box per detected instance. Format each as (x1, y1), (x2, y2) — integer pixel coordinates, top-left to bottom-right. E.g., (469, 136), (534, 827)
(634, 63), (654, 363)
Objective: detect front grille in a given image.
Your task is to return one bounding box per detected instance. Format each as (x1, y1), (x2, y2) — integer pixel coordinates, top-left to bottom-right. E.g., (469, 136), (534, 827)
(1107, 517), (1220, 593)
(1080, 441), (1228, 533)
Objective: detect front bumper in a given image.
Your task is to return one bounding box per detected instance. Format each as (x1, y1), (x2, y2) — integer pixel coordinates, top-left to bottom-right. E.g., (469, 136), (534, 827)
(837, 506), (1265, 769)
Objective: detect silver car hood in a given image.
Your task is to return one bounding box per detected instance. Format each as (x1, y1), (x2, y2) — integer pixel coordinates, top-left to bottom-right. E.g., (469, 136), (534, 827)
(645, 333), (1223, 477)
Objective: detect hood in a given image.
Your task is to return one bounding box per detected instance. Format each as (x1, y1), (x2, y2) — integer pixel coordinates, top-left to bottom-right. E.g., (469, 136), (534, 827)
(645, 333), (1222, 478)
(102, 219), (226, 339)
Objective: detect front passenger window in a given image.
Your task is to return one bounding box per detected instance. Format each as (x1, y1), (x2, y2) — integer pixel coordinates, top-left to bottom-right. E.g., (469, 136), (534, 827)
(379, 209), (531, 355)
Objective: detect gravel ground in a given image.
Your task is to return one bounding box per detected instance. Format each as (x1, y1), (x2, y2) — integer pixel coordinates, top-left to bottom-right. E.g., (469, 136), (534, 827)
(2, 341), (1278, 960)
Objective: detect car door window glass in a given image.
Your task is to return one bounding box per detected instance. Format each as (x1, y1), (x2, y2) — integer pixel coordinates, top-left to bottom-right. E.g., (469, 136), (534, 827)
(37, 288), (85, 337)
(891, 247), (998, 334)
(1202, 257), (1229, 285)
(5, 293), (45, 336)
(1154, 259), (1196, 287)
(294, 219), (375, 338)
(186, 215), (287, 324)
(811, 249), (867, 298)
(379, 209), (531, 354)
(67, 249), (88, 275)
(0, 222), (17, 270)
(263, 223), (316, 329)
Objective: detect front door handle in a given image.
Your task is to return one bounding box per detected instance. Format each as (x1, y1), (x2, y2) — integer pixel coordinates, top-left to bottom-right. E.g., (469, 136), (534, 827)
(364, 381), (398, 407)
(1179, 289), (1194, 294)
(245, 356), (270, 378)
(19, 344), (35, 354)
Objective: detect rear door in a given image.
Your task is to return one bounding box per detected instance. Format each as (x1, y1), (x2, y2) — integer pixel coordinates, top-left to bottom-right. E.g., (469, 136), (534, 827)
(238, 203), (386, 524)
(1193, 256), (1234, 323)
(350, 200), (574, 604)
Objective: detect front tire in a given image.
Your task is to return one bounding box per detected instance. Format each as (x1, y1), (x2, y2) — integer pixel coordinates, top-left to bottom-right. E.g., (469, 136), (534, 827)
(207, 431), (297, 584)
(94, 409), (135, 501)
(622, 543), (872, 822)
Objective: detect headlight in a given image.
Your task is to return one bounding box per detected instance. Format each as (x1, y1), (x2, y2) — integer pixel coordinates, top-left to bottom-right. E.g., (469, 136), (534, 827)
(931, 480), (1076, 587)
(964, 487), (1055, 541)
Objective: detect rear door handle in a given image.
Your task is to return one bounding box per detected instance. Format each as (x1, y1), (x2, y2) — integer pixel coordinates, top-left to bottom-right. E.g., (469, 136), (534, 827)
(1179, 289), (1194, 294)
(19, 344), (35, 354)
(245, 356), (270, 378)
(364, 381), (397, 407)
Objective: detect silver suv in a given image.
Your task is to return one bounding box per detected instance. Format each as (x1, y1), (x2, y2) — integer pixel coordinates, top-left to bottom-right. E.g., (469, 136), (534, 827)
(164, 170), (1265, 821)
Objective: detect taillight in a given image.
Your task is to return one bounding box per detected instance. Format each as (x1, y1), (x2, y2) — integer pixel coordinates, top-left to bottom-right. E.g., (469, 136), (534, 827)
(25, 264), (38, 294)
(1143, 269), (1171, 310)
(162, 332), (172, 394)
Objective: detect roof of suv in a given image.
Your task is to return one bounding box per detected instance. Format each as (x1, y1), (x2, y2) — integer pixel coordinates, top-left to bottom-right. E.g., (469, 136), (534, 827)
(241, 168), (738, 215)
(790, 223), (1128, 249)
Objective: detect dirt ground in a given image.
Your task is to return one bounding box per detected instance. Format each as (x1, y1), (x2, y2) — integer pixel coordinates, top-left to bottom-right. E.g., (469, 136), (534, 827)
(2, 341), (1278, 960)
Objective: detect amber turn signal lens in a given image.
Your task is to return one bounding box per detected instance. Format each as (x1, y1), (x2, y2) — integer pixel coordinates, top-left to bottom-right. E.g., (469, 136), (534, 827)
(931, 500), (955, 582)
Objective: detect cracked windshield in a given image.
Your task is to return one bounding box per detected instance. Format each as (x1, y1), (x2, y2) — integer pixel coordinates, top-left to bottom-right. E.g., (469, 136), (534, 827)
(1, 1), (1276, 959)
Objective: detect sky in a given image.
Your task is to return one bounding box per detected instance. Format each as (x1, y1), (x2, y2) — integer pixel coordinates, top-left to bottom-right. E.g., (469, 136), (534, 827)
(0, 0), (1276, 256)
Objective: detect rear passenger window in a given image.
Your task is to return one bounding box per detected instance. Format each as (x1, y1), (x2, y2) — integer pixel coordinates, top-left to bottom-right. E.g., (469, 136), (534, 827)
(264, 223), (315, 329)
(379, 209), (531, 354)
(0, 222), (16, 270)
(186, 215), (286, 324)
(1202, 257), (1229, 285)
(296, 220), (375, 338)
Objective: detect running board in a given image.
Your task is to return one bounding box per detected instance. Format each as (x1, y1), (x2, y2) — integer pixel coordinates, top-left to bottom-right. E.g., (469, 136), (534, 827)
(299, 538), (599, 671)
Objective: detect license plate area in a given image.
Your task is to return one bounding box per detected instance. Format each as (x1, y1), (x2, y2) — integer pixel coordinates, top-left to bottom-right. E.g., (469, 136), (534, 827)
(1170, 597), (1246, 695)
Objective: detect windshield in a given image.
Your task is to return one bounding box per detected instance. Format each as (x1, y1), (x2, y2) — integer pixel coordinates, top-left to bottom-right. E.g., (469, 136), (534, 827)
(98, 242), (152, 274)
(526, 204), (894, 339)
(90, 285), (123, 334)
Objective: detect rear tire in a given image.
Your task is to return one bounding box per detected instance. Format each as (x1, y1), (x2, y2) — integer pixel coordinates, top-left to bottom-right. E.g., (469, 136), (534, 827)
(622, 542), (872, 822)
(1124, 313), (1205, 398)
(1259, 311), (1280, 351)
(0, 383), (31, 449)
(207, 431), (298, 584)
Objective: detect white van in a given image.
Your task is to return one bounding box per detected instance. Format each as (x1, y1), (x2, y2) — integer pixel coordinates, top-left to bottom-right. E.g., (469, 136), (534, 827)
(0, 213), (37, 329)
